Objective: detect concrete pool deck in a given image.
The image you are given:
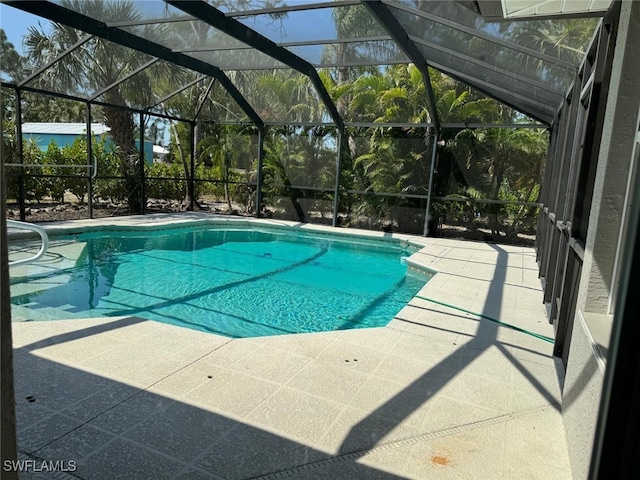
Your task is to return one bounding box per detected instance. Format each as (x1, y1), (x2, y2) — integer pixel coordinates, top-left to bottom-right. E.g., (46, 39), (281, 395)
(8, 214), (570, 479)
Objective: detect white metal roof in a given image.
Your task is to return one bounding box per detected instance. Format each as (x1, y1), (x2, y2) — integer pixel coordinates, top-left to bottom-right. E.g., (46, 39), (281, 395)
(21, 122), (111, 135)
(153, 145), (169, 155)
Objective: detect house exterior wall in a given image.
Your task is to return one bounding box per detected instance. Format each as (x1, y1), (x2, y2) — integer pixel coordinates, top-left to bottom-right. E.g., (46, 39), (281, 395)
(22, 132), (154, 164)
(563, 314), (606, 480)
(23, 133), (95, 151)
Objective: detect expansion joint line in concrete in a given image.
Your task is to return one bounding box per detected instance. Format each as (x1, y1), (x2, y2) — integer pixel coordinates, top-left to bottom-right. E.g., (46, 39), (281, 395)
(27, 337), (234, 457)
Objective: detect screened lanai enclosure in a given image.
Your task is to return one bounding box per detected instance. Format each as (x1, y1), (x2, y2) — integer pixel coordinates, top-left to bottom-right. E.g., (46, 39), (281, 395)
(0, 0), (605, 244)
(6, 1), (640, 479)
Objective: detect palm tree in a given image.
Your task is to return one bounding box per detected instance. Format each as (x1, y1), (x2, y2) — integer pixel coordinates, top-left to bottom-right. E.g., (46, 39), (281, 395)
(23, 0), (178, 212)
(428, 70), (502, 201)
(157, 2), (292, 206)
(500, 18), (598, 63)
(196, 124), (255, 212)
(454, 126), (547, 236)
(494, 17), (599, 93)
(345, 65), (432, 231)
(255, 71), (327, 123)
(336, 65), (545, 234)
(262, 130), (307, 222)
(328, 3), (387, 114)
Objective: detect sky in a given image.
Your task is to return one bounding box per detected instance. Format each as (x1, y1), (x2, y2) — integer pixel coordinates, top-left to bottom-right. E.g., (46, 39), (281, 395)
(0, 1), (333, 143)
(1, 4), (53, 55)
(0, 1), (338, 58)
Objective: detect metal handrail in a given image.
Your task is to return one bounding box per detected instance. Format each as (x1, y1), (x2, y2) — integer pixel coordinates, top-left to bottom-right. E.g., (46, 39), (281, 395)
(7, 220), (50, 267)
(4, 157), (99, 178)
(3, 163), (94, 168)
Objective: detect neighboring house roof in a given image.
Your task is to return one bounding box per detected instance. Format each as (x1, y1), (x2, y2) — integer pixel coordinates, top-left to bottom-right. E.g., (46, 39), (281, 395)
(21, 122), (111, 135)
(153, 145), (169, 155)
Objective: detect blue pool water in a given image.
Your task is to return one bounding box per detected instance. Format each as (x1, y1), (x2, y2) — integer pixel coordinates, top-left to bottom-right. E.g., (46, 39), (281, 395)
(10, 227), (431, 338)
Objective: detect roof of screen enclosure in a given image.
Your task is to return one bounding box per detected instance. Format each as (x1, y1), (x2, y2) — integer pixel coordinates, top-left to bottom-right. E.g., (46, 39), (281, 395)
(0, 0), (611, 129)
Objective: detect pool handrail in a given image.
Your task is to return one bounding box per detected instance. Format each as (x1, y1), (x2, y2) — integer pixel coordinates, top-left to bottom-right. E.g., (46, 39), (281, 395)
(5, 155), (98, 179)
(7, 220), (50, 267)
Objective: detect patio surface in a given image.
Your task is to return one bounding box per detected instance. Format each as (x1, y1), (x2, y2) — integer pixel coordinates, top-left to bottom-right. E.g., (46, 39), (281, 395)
(8, 214), (569, 479)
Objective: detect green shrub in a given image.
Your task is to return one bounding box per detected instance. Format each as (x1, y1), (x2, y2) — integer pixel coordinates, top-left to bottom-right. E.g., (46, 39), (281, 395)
(92, 138), (126, 203)
(146, 162), (185, 201)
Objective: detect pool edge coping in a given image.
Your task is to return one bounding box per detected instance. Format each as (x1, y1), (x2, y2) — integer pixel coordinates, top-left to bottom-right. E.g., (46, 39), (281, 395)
(8, 214), (441, 278)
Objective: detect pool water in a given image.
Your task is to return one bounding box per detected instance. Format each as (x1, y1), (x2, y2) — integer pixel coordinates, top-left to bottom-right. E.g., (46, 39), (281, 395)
(10, 227), (431, 338)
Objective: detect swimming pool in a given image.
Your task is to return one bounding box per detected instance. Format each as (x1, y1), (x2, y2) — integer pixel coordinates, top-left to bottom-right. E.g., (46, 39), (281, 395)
(10, 225), (431, 338)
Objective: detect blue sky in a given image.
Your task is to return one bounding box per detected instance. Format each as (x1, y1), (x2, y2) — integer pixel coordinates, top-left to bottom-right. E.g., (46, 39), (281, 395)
(1, 4), (52, 55)
(0, 2), (338, 57)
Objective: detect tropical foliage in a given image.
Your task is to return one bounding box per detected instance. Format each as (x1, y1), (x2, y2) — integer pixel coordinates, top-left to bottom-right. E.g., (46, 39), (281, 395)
(18, 0), (188, 212)
(3, 0), (594, 240)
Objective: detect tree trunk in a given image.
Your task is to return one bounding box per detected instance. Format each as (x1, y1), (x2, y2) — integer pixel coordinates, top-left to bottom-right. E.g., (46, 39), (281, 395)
(489, 162), (505, 236)
(195, 120), (208, 167)
(170, 123), (198, 211)
(224, 160), (232, 212)
(103, 89), (144, 213)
